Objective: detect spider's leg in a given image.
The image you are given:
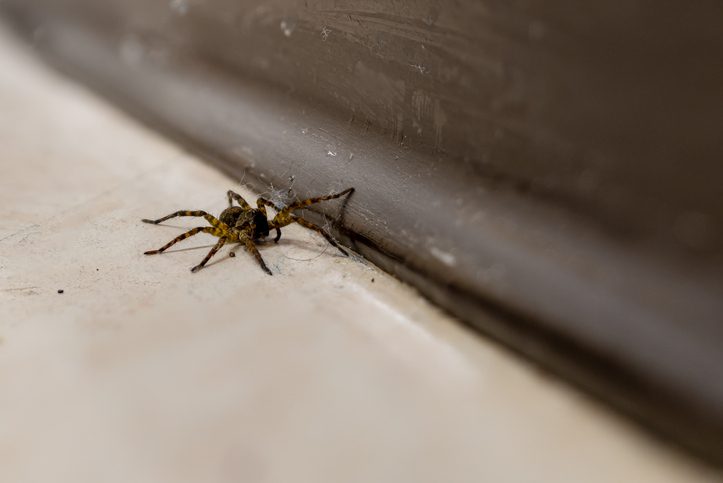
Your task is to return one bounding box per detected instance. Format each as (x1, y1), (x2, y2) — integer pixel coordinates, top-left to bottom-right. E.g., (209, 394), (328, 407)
(191, 236), (227, 273)
(257, 197), (284, 211)
(256, 198), (283, 242)
(295, 217), (348, 256)
(227, 190), (251, 210)
(226, 230), (271, 275)
(144, 226), (221, 255)
(142, 210), (228, 230)
(243, 238), (272, 275)
(285, 187), (354, 211)
(269, 213), (348, 256)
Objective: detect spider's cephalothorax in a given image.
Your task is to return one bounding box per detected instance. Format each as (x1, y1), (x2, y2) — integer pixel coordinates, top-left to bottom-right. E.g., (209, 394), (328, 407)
(141, 188), (354, 275)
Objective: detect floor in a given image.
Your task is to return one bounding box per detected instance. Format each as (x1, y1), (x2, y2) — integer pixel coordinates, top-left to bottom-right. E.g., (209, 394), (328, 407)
(0, 25), (718, 483)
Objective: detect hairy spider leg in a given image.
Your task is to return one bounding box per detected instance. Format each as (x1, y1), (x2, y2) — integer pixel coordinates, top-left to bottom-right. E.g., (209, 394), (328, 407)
(285, 188), (354, 211)
(191, 236), (228, 272)
(227, 190), (251, 210)
(243, 238), (272, 275)
(226, 234), (272, 275)
(262, 188), (354, 244)
(269, 213), (348, 256)
(144, 226), (223, 255)
(141, 210), (228, 230)
(256, 197), (284, 211)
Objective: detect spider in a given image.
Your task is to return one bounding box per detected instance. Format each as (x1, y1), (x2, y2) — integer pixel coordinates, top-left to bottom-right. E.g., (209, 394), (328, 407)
(141, 187), (354, 275)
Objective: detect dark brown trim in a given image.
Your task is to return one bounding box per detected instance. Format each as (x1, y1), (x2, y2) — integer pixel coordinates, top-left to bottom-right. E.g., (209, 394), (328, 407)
(3, 0), (722, 464)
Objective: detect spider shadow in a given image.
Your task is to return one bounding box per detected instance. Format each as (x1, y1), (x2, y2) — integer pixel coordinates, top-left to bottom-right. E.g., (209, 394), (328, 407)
(272, 237), (330, 251)
(203, 253), (234, 269)
(162, 244), (217, 254)
(161, 243), (235, 270)
(147, 223), (197, 230)
(203, 237), (335, 269)
(155, 233), (338, 270)
(156, 243), (233, 270)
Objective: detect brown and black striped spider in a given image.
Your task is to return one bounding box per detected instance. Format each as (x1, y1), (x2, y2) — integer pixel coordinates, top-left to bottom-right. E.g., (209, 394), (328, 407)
(141, 188), (354, 275)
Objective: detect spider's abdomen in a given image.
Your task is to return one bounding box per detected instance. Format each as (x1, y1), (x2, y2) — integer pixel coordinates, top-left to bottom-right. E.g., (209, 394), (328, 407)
(219, 206), (248, 227)
(219, 207), (269, 239)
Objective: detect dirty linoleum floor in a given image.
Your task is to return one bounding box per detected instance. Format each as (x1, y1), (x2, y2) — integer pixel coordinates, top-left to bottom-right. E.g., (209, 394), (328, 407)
(0, 26), (718, 483)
